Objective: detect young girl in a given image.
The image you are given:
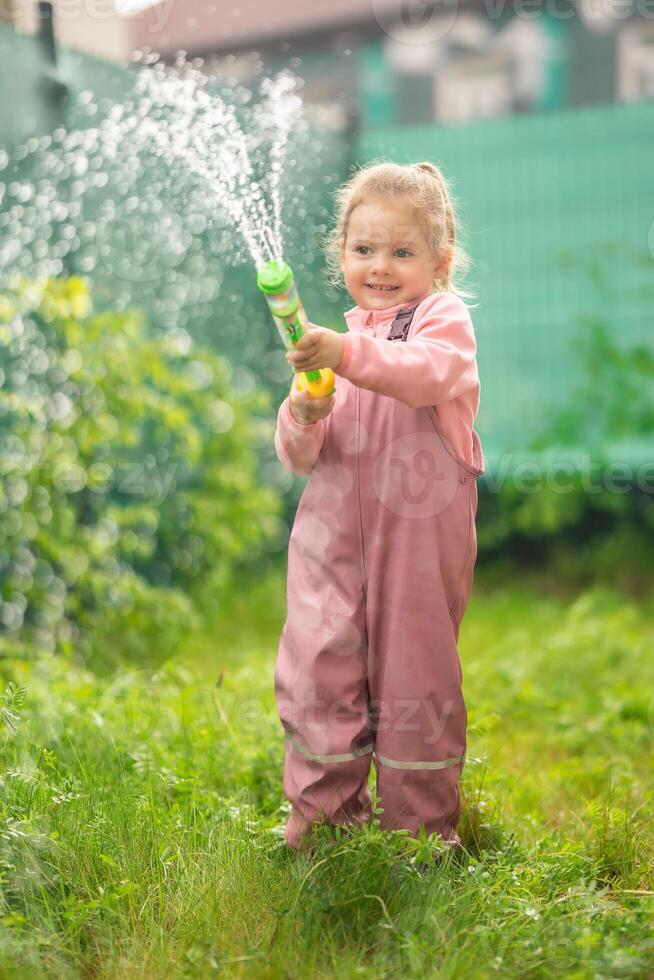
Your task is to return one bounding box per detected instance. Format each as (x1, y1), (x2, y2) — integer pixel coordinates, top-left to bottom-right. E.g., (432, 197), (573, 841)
(273, 161), (484, 855)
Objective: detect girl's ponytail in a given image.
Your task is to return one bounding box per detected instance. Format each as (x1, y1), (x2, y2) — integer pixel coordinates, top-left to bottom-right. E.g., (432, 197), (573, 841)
(413, 161), (440, 178)
(411, 162), (456, 290)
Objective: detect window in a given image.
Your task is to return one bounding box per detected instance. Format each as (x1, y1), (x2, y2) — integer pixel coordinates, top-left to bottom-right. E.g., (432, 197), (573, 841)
(434, 51), (514, 123)
(618, 19), (654, 100)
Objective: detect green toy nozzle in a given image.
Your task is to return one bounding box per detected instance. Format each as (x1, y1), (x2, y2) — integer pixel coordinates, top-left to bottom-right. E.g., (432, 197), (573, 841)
(256, 259), (293, 295)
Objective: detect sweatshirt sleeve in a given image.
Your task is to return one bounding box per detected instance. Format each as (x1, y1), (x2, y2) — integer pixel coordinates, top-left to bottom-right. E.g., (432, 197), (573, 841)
(274, 395), (327, 477)
(335, 292), (479, 409)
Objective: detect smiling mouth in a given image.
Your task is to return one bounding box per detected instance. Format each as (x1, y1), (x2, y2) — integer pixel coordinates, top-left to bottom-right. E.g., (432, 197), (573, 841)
(366, 284), (399, 291)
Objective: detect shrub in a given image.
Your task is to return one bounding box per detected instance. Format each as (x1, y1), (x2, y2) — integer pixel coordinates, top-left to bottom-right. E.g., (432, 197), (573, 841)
(0, 276), (282, 669)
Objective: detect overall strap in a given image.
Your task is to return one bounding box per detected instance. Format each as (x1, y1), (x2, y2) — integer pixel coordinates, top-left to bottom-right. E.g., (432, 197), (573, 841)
(386, 304), (419, 342)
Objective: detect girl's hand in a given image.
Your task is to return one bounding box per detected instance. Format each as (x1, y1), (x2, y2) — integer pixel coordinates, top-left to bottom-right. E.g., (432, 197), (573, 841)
(289, 375), (335, 426)
(286, 324), (345, 373)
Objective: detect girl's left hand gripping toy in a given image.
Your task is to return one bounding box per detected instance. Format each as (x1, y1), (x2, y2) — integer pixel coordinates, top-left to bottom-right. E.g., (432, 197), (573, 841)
(257, 259), (336, 399)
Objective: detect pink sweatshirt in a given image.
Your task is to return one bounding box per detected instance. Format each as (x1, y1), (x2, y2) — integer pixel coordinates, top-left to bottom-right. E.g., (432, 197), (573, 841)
(274, 289), (480, 476)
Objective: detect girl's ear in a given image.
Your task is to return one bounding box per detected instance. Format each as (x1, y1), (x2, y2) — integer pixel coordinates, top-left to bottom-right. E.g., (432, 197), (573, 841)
(433, 246), (453, 280)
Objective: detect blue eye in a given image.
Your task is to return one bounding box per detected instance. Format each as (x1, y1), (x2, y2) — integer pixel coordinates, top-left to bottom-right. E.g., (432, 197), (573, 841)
(354, 245), (370, 254)
(396, 249), (412, 257)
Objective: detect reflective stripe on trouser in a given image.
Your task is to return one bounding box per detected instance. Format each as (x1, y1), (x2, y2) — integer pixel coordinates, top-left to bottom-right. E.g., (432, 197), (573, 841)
(286, 732), (465, 771)
(274, 350), (482, 850)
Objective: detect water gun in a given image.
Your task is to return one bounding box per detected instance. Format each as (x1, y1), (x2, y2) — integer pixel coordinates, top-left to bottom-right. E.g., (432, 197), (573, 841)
(256, 259), (336, 399)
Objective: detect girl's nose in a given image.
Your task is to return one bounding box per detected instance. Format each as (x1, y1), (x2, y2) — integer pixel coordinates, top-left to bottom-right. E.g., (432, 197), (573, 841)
(370, 252), (392, 275)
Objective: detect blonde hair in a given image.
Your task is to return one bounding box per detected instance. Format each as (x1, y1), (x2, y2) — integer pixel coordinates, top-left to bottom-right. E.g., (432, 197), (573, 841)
(324, 160), (477, 306)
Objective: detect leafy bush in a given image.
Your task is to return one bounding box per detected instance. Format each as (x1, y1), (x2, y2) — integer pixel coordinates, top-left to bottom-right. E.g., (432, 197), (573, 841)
(0, 276), (283, 668)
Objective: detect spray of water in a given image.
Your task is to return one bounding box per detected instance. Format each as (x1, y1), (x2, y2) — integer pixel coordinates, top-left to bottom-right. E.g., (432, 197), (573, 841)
(129, 60), (303, 268)
(0, 55), (306, 284)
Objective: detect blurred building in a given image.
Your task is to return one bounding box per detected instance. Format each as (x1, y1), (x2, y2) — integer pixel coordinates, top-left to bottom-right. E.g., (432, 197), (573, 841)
(4, 0), (654, 127)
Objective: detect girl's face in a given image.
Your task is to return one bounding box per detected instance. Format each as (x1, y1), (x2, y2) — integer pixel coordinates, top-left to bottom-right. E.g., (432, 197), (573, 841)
(340, 194), (446, 311)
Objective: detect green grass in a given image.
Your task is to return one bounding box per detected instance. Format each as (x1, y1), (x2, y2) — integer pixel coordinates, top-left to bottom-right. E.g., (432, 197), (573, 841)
(0, 561), (652, 977)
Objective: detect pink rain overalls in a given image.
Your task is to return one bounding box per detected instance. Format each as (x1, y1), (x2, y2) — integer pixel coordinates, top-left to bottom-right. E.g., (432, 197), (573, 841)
(273, 289), (484, 850)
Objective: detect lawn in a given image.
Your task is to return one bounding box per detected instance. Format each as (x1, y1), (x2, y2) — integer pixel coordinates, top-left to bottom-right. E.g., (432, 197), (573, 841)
(0, 560), (652, 977)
